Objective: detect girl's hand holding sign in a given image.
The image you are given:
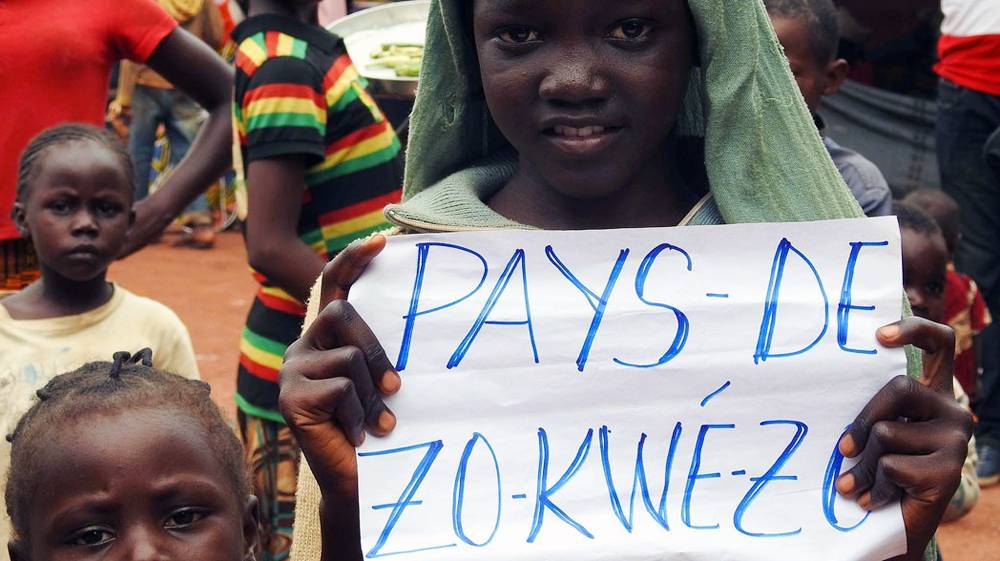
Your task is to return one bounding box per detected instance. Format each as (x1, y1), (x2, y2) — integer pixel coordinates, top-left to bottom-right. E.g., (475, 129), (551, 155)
(279, 231), (971, 561)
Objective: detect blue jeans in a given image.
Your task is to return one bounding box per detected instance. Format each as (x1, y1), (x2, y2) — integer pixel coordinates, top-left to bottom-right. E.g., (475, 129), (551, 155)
(936, 78), (1000, 446)
(129, 85), (209, 214)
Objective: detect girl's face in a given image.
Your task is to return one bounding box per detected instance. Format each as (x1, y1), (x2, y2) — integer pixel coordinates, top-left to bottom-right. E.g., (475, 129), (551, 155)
(901, 228), (947, 323)
(14, 141), (133, 282)
(472, 0), (695, 202)
(12, 408), (257, 561)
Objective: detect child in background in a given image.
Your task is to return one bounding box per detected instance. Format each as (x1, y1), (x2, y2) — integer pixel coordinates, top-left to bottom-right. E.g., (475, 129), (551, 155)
(0, 124), (199, 559)
(765, 0), (893, 216)
(895, 201), (980, 521)
(112, 0), (227, 249)
(280, 1), (971, 560)
(905, 189), (993, 410)
(231, 0), (403, 557)
(4, 350), (258, 561)
(0, 0), (234, 262)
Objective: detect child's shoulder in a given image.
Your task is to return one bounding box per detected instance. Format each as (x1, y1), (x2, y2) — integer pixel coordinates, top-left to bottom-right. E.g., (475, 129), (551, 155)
(108, 286), (189, 335)
(233, 14), (344, 72)
(109, 286), (199, 378)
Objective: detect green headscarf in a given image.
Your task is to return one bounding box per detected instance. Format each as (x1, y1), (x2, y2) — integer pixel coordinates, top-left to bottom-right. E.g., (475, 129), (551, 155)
(390, 0), (864, 230)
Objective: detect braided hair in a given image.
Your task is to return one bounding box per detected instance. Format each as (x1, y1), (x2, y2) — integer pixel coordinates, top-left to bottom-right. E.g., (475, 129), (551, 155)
(15, 123), (135, 204)
(4, 350), (251, 545)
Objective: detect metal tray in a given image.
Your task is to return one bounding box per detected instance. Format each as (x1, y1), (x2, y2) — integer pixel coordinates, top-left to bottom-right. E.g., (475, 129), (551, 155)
(326, 1), (430, 98)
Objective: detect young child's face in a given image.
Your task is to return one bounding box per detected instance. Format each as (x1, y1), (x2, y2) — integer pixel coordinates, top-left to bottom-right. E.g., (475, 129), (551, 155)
(14, 141), (133, 282)
(472, 0), (695, 201)
(14, 408), (256, 561)
(901, 228), (948, 323)
(770, 16), (844, 114)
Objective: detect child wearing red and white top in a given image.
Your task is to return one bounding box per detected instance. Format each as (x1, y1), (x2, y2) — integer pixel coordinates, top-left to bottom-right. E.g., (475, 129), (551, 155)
(936, 0), (1000, 96)
(904, 189), (993, 403)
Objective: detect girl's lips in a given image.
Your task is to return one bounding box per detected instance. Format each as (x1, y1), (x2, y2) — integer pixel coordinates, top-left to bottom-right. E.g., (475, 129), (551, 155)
(543, 125), (623, 157)
(65, 246), (102, 262)
(552, 124), (606, 137)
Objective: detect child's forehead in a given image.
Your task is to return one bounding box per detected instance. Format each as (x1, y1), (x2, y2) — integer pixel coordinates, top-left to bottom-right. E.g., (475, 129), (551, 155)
(35, 139), (118, 171)
(32, 141), (131, 184)
(40, 407), (221, 474)
(901, 227), (948, 254)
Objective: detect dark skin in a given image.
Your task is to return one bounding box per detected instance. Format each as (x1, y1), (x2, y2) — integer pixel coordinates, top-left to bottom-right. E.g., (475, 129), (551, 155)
(118, 27), (235, 257)
(241, 0), (324, 304)
(901, 229), (948, 324)
(481, 0), (696, 229)
(769, 15), (849, 115)
(5, 142), (134, 320)
(8, 408), (259, 561)
(900, 193), (983, 402)
(278, 2), (972, 560)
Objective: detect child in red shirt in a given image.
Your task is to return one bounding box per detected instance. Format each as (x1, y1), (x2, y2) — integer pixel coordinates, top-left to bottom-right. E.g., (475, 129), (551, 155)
(905, 189), (993, 404)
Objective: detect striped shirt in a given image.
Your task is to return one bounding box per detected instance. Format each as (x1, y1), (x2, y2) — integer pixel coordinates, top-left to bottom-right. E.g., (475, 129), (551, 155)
(232, 14), (403, 419)
(936, 0), (1000, 95)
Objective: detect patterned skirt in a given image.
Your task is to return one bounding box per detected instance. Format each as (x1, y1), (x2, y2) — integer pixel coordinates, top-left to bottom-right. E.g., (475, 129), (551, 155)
(238, 411), (300, 561)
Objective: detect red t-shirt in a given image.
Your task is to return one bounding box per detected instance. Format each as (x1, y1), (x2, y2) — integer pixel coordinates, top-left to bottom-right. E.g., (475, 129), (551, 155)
(935, 0), (1000, 96)
(944, 268), (992, 396)
(0, 0), (177, 240)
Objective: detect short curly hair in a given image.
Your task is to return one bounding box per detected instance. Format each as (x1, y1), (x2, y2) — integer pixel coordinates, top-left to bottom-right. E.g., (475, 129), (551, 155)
(893, 200), (943, 238)
(764, 0), (841, 65)
(5, 352), (251, 546)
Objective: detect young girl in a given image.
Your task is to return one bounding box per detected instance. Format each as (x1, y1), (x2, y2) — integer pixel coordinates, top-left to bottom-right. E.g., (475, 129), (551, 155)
(0, 124), (199, 556)
(895, 202), (980, 523)
(4, 350), (258, 561)
(279, 2), (971, 560)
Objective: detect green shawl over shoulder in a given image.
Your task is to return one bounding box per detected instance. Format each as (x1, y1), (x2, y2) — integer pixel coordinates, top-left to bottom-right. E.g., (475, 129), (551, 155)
(290, 2), (932, 560)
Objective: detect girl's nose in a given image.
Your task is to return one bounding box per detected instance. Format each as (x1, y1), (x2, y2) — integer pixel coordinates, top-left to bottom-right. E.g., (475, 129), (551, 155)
(121, 528), (171, 561)
(71, 211), (99, 236)
(538, 49), (610, 106)
(905, 286), (929, 318)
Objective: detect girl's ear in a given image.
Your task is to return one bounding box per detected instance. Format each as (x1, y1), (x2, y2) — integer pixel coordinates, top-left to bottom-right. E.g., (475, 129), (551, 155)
(823, 58), (849, 97)
(12, 202), (29, 239)
(242, 495), (261, 561)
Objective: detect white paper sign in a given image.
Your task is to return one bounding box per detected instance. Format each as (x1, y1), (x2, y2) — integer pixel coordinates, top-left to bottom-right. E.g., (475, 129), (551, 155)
(350, 217), (907, 561)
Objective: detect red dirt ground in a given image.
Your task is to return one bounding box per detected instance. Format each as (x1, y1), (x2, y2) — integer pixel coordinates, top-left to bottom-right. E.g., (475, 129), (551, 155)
(109, 230), (998, 560)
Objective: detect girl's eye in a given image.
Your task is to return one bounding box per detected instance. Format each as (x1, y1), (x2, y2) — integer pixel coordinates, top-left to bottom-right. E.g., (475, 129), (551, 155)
(68, 527), (115, 547)
(927, 282), (945, 297)
(95, 201), (123, 218)
(164, 508), (207, 530)
(497, 26), (540, 44)
(47, 200), (72, 214)
(608, 19), (652, 41)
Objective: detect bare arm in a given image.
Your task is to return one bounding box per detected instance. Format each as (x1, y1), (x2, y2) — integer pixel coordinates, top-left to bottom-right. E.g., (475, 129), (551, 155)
(120, 26), (234, 256)
(245, 157), (327, 304)
(114, 60), (139, 108)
